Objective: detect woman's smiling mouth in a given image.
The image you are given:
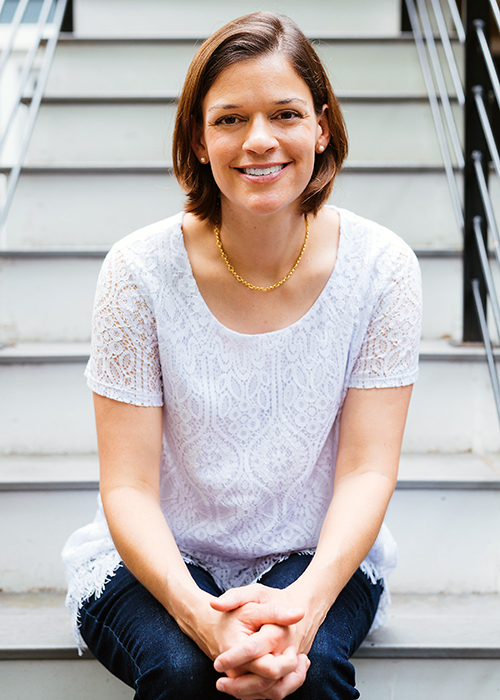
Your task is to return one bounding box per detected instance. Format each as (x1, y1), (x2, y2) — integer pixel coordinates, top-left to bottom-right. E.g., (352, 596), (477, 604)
(239, 164), (288, 176)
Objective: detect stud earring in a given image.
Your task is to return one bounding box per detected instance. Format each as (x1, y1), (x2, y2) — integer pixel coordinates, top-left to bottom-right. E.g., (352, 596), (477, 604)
(317, 145), (325, 153)
(200, 157), (207, 163)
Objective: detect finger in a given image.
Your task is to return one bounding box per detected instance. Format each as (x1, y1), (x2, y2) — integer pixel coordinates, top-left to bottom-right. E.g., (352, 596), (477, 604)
(245, 646), (299, 681)
(210, 584), (268, 611)
(243, 603), (304, 627)
(265, 653), (311, 700)
(214, 626), (287, 672)
(216, 670), (276, 699)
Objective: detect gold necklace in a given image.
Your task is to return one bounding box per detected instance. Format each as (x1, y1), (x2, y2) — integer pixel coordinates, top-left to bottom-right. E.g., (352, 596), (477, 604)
(214, 215), (309, 292)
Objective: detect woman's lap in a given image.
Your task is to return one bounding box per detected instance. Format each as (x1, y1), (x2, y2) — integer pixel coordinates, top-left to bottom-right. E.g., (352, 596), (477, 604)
(79, 555), (382, 700)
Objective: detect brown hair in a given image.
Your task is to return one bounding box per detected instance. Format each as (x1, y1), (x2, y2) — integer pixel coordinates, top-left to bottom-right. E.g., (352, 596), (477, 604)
(173, 11), (348, 223)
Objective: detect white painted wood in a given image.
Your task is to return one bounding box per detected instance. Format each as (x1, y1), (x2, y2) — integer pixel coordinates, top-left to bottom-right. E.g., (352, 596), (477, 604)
(0, 661), (134, 700)
(3, 167), (478, 251)
(73, 0), (401, 37)
(1, 594), (499, 700)
(1, 464), (500, 591)
(355, 659), (500, 699)
(44, 39), (463, 96)
(19, 100), (461, 166)
(2, 344), (500, 455)
(0, 362), (97, 454)
(0, 253), (465, 343)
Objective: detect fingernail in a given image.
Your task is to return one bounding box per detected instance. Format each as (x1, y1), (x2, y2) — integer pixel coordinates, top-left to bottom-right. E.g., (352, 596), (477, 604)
(214, 659), (223, 672)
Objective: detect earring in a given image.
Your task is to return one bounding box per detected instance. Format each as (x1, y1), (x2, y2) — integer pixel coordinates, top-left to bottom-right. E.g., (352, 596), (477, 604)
(317, 145), (325, 153)
(200, 157), (207, 163)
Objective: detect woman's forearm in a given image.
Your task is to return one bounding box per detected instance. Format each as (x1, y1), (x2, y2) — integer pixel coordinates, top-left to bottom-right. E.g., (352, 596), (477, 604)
(287, 468), (395, 626)
(102, 484), (217, 650)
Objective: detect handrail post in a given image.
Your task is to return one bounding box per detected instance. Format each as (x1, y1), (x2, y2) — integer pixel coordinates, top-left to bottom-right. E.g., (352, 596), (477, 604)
(463, 0), (491, 341)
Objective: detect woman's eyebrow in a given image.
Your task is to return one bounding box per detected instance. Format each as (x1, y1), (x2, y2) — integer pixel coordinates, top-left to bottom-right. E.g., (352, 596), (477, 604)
(207, 103), (241, 112)
(275, 98), (308, 106)
(208, 97), (308, 112)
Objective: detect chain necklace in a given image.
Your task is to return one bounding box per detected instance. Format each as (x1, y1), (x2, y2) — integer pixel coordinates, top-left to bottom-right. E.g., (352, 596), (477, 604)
(214, 215), (309, 292)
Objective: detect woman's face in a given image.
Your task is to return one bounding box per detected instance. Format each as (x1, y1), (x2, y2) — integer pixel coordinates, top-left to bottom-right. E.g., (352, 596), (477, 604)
(193, 52), (329, 220)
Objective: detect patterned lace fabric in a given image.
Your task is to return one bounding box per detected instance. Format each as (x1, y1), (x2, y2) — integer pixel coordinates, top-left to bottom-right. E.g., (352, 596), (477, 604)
(62, 207), (422, 650)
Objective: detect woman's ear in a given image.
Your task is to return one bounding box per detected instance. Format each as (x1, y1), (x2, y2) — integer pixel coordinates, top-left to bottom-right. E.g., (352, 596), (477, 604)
(190, 116), (209, 164)
(316, 105), (330, 154)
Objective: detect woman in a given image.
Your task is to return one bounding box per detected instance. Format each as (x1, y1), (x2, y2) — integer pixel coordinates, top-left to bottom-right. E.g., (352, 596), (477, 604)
(63, 11), (421, 700)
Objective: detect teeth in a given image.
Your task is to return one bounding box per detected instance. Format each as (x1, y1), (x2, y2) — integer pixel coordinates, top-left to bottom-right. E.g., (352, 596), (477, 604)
(243, 164), (285, 176)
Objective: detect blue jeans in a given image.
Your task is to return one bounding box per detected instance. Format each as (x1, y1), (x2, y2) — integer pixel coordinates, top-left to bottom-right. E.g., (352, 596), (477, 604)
(79, 554), (382, 700)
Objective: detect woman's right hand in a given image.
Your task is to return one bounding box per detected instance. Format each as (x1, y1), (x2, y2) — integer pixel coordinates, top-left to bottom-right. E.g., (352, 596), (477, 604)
(184, 593), (309, 698)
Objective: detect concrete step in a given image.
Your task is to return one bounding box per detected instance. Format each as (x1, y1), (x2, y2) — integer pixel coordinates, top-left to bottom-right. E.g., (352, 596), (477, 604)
(0, 250), (466, 343)
(0, 448), (499, 593)
(44, 35), (463, 96)
(0, 164), (475, 251)
(72, 0), (401, 37)
(2, 339), (500, 454)
(12, 97), (461, 166)
(0, 592), (498, 699)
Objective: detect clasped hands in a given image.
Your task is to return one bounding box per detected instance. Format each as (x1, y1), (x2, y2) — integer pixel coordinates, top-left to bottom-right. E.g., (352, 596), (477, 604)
(205, 583), (315, 700)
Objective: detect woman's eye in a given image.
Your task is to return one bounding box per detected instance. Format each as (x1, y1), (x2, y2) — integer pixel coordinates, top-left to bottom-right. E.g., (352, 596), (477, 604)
(276, 110), (299, 120)
(216, 115), (240, 125)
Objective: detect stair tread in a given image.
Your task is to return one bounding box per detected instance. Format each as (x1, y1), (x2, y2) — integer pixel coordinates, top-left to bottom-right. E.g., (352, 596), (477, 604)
(0, 593), (498, 660)
(1, 452), (499, 490)
(1, 340), (499, 363)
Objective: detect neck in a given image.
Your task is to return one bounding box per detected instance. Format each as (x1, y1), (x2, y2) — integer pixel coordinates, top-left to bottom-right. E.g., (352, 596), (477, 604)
(216, 205), (309, 285)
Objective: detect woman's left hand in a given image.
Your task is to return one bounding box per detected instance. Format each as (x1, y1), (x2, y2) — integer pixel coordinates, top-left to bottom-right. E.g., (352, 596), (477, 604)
(211, 583), (321, 697)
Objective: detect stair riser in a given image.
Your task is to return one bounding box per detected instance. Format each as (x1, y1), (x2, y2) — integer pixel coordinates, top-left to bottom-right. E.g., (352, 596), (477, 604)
(0, 486), (499, 593)
(4, 169), (482, 251)
(1, 657), (499, 700)
(0, 254), (465, 343)
(45, 40), (462, 96)
(0, 659), (133, 700)
(15, 101), (461, 166)
(2, 356), (500, 454)
(73, 0), (401, 36)
(355, 658), (500, 700)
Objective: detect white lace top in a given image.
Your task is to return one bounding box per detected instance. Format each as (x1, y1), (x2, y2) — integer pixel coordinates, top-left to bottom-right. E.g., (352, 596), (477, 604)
(62, 207), (422, 650)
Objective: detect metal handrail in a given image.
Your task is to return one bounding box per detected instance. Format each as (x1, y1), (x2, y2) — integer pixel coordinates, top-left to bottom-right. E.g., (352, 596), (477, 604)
(488, 0), (500, 36)
(408, 0), (500, 424)
(0, 0), (54, 157)
(444, 0), (465, 42)
(472, 150), (500, 262)
(430, 0), (465, 104)
(416, 0), (464, 166)
(474, 20), (500, 111)
(473, 86), (500, 181)
(0, 0), (31, 82)
(473, 215), (500, 336)
(472, 278), (500, 424)
(404, 0), (464, 230)
(0, 0), (69, 242)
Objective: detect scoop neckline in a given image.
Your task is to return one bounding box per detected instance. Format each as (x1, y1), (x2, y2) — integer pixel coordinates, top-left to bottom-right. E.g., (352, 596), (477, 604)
(178, 206), (346, 338)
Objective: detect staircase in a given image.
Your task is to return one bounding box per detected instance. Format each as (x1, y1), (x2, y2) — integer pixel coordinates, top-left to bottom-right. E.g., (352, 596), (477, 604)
(1, 0), (500, 697)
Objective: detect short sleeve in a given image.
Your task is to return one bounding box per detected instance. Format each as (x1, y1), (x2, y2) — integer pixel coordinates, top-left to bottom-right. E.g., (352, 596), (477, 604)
(349, 244), (422, 389)
(85, 247), (163, 406)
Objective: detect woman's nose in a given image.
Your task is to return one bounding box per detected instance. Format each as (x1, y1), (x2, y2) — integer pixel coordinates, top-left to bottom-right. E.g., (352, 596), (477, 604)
(243, 116), (278, 153)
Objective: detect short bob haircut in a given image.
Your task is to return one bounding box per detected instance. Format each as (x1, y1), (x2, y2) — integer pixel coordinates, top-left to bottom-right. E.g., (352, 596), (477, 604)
(173, 11), (348, 224)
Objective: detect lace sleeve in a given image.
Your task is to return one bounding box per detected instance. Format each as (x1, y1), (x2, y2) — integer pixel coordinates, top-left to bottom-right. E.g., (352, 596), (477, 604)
(349, 244), (422, 389)
(84, 247), (163, 406)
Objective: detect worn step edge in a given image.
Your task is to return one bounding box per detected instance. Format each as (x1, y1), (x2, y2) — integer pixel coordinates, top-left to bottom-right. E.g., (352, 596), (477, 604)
(0, 163), (464, 175)
(59, 32), (454, 44)
(0, 592), (498, 661)
(21, 93), (457, 105)
(0, 340), (498, 364)
(0, 248), (464, 259)
(1, 452), (499, 491)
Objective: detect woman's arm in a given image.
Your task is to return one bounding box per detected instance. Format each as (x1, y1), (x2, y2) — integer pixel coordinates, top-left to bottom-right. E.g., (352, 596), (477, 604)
(213, 384), (412, 692)
(94, 393), (307, 696)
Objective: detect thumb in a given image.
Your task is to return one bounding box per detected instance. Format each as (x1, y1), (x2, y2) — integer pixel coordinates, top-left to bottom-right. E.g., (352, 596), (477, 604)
(210, 584), (269, 612)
